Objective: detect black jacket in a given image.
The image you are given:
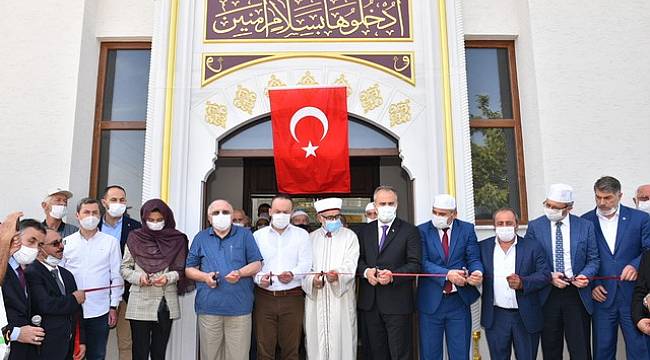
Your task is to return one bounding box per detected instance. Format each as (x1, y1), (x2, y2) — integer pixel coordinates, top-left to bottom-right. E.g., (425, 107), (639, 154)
(25, 261), (85, 360)
(2, 263), (36, 360)
(356, 217), (421, 314)
(632, 250), (650, 326)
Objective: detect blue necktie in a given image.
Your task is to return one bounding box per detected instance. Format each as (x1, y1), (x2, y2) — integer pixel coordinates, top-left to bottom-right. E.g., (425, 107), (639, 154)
(379, 225), (389, 251)
(555, 221), (564, 273)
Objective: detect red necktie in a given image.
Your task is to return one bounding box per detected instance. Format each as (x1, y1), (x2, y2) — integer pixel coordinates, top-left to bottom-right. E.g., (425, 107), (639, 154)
(442, 229), (452, 293)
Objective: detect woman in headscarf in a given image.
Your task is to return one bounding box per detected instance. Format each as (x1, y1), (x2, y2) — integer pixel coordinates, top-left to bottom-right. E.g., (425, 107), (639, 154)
(120, 199), (194, 360)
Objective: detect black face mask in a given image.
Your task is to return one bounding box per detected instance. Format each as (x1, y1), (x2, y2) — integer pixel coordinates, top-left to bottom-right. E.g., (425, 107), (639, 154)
(295, 224), (311, 232)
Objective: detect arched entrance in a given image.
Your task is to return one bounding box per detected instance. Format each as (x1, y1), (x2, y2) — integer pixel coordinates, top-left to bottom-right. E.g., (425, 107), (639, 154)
(202, 114), (413, 226)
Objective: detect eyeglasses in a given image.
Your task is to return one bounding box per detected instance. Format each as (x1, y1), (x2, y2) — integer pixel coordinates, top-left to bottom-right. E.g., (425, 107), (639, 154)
(42, 240), (63, 248)
(322, 214), (341, 221)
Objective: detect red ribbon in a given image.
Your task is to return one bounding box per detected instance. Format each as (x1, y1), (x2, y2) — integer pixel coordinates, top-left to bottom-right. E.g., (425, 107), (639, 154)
(82, 284), (124, 293)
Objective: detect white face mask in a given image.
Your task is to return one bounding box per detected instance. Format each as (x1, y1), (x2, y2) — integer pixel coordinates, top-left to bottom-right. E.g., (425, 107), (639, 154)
(106, 203), (127, 218)
(597, 206), (617, 217)
(14, 245), (39, 265)
(271, 213), (291, 229)
(212, 214), (231, 231)
(543, 207), (566, 222)
(232, 222), (244, 227)
(432, 215), (450, 229)
(495, 226), (516, 242)
(79, 216), (100, 231)
(147, 221), (165, 231)
(44, 255), (62, 267)
(638, 200), (650, 214)
(377, 206), (397, 223)
(50, 205), (67, 219)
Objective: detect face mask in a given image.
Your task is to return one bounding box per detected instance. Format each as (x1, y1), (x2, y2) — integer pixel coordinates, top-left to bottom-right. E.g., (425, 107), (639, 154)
(377, 206), (396, 223)
(544, 207), (565, 222)
(106, 203), (127, 217)
(147, 221), (165, 231)
(324, 219), (342, 233)
(432, 215), (450, 229)
(597, 206), (617, 217)
(271, 213), (291, 229)
(232, 222), (244, 227)
(296, 224), (310, 232)
(638, 200), (650, 214)
(495, 226), (516, 242)
(14, 245), (38, 265)
(50, 205), (66, 219)
(212, 214), (231, 231)
(80, 216), (100, 230)
(44, 255), (62, 267)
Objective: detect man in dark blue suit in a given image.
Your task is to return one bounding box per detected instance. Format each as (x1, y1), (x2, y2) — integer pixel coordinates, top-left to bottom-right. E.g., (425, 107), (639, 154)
(524, 184), (599, 360)
(479, 208), (550, 360)
(26, 228), (86, 360)
(418, 194), (483, 360)
(2, 219), (47, 360)
(98, 185), (141, 359)
(582, 176), (650, 360)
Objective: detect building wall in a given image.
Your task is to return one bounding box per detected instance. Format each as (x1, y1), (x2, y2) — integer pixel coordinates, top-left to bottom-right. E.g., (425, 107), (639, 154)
(0, 0), (153, 221)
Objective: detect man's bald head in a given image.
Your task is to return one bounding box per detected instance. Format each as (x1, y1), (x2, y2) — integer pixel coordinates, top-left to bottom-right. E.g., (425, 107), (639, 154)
(207, 200), (234, 217)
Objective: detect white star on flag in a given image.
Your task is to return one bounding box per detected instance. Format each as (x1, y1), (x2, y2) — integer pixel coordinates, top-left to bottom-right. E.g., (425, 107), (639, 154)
(302, 141), (319, 158)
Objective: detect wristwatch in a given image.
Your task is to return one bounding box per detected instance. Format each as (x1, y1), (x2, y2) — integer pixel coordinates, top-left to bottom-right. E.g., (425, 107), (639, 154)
(643, 294), (650, 310)
(110, 306), (117, 311)
(2, 327), (11, 344)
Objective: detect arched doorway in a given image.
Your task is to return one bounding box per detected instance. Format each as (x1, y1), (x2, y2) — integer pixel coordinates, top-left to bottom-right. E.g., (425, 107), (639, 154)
(202, 114), (413, 227)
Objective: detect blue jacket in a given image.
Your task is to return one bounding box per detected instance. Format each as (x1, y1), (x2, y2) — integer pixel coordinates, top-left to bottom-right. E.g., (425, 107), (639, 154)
(524, 214), (599, 314)
(582, 205), (650, 308)
(479, 236), (550, 333)
(417, 219), (483, 314)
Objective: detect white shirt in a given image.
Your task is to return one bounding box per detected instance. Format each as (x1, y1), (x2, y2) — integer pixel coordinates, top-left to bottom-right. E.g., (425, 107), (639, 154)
(62, 230), (124, 318)
(597, 206), (620, 254)
(254, 225), (312, 291)
(551, 216), (573, 277)
(493, 238), (518, 309)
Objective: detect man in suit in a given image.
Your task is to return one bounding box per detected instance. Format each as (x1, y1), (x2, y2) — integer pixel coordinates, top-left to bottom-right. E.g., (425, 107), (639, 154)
(417, 194), (483, 360)
(479, 208), (550, 360)
(26, 228), (86, 359)
(632, 250), (650, 336)
(582, 176), (650, 360)
(98, 185), (141, 360)
(2, 219), (47, 359)
(524, 183), (599, 360)
(357, 185), (421, 360)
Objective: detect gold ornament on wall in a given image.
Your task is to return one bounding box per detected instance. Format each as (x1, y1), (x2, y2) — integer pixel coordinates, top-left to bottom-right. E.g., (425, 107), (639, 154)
(334, 74), (352, 97)
(264, 74), (286, 97)
(389, 99), (412, 127)
(360, 84), (383, 113)
(205, 101), (227, 128)
(297, 71), (319, 85)
(233, 85), (257, 115)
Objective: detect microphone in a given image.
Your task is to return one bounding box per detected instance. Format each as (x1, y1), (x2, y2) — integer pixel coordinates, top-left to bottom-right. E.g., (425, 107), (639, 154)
(31, 315), (42, 354)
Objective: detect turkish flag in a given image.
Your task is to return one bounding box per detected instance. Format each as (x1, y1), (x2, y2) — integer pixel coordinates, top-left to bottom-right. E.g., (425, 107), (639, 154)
(269, 87), (350, 194)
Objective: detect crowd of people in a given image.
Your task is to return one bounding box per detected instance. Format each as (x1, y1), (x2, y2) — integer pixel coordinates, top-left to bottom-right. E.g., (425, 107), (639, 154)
(0, 176), (649, 360)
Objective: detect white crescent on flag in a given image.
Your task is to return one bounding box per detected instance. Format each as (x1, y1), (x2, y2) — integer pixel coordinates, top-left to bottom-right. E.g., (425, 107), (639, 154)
(289, 106), (330, 157)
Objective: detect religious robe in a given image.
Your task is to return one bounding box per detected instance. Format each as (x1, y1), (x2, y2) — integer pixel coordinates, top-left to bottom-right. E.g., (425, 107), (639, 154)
(302, 227), (360, 360)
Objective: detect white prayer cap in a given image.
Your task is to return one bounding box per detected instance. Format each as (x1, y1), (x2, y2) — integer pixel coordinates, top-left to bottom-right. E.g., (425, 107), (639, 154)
(365, 202), (375, 212)
(46, 187), (73, 200)
(433, 194), (456, 210)
(291, 210), (309, 219)
(314, 198), (343, 213)
(546, 183), (574, 203)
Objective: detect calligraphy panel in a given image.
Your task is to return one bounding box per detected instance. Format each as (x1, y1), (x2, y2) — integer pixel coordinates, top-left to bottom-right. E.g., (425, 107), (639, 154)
(204, 0), (412, 42)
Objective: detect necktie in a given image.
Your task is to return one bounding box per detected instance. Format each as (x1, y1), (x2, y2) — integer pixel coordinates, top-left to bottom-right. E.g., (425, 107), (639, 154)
(379, 225), (389, 251)
(16, 266), (26, 290)
(442, 229), (453, 293)
(555, 221), (565, 274)
(51, 268), (65, 295)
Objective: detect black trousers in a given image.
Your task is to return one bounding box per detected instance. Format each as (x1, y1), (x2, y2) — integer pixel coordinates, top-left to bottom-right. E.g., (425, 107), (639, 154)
(541, 286), (592, 360)
(130, 316), (173, 360)
(361, 305), (413, 360)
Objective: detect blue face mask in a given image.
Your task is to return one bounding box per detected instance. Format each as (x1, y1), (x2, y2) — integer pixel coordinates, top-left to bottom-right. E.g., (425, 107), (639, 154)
(324, 219), (342, 233)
